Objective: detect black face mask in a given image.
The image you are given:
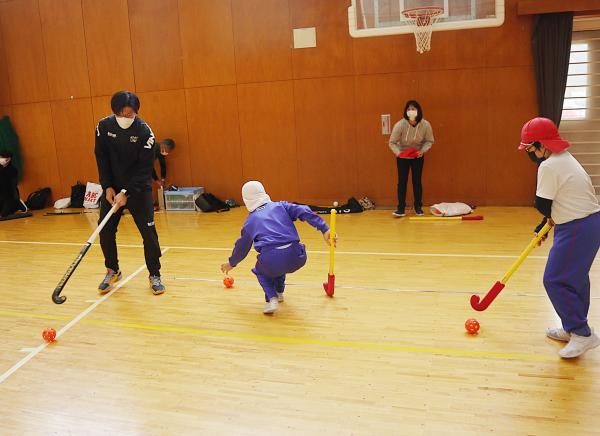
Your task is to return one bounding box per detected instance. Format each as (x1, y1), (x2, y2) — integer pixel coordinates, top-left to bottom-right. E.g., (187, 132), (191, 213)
(526, 142), (545, 165)
(527, 151), (545, 165)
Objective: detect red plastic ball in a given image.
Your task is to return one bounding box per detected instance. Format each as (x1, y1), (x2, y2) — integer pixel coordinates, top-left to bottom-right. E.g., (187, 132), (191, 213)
(42, 328), (57, 343)
(223, 276), (234, 288)
(465, 318), (480, 335)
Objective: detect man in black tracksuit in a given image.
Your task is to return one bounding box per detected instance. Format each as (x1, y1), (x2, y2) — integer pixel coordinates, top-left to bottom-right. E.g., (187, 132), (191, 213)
(94, 91), (165, 295)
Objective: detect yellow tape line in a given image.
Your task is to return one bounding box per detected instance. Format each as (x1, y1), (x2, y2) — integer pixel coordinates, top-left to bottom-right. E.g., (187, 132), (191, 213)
(0, 310), (558, 362)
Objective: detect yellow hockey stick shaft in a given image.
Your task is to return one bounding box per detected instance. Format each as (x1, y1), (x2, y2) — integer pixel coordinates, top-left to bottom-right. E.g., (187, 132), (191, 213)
(329, 209), (337, 274)
(500, 222), (553, 284)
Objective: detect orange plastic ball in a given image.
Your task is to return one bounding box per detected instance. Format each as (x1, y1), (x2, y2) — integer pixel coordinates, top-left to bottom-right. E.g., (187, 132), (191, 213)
(223, 276), (234, 288)
(465, 318), (480, 334)
(42, 328), (57, 343)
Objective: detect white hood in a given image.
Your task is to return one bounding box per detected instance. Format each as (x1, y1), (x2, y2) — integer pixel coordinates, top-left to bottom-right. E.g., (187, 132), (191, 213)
(241, 180), (271, 212)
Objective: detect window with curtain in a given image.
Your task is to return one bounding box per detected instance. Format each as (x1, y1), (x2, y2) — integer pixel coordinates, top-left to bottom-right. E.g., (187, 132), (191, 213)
(560, 28), (600, 199)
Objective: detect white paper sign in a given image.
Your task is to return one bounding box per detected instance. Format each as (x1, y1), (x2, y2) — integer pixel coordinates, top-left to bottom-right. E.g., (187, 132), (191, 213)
(381, 114), (391, 135)
(293, 27), (317, 49)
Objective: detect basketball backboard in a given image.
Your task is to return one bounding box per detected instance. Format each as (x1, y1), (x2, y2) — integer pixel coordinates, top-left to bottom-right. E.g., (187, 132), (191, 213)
(348, 0), (504, 38)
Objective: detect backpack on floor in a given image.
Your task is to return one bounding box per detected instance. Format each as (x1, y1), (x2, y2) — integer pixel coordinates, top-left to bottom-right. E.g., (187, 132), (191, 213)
(195, 193), (230, 213)
(25, 187), (51, 210)
(70, 181), (86, 208)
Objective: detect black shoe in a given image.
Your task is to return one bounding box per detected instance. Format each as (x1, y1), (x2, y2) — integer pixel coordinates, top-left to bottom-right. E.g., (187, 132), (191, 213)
(415, 207), (424, 216)
(392, 209), (406, 217)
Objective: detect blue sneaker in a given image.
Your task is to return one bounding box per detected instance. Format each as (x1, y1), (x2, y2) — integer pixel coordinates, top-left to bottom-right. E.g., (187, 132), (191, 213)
(98, 269), (122, 294)
(149, 275), (165, 295)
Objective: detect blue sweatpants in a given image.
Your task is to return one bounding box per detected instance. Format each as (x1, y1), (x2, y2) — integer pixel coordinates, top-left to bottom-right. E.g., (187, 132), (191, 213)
(544, 212), (600, 336)
(252, 242), (307, 301)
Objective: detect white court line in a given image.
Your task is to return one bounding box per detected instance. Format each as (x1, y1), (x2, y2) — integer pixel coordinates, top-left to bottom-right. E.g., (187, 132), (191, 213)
(0, 248), (170, 385)
(0, 239), (548, 259)
(173, 276), (600, 300)
(0, 240), (145, 248)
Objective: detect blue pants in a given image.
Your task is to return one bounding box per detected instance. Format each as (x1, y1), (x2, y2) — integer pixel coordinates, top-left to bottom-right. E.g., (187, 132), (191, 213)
(544, 212), (600, 336)
(252, 242), (307, 301)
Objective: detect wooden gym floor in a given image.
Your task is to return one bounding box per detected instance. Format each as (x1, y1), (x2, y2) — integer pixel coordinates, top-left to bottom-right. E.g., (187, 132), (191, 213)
(0, 207), (599, 435)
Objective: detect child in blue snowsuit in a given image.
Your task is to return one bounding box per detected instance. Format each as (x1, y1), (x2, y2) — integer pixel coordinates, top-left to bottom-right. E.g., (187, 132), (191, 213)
(520, 117), (600, 358)
(221, 181), (334, 314)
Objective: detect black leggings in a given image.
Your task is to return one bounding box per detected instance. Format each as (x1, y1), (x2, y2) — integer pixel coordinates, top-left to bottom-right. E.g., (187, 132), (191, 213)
(98, 191), (162, 276)
(396, 156), (424, 209)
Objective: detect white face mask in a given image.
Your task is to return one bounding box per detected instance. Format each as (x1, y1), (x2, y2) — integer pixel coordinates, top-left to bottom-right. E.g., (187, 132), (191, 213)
(407, 110), (418, 120)
(116, 116), (135, 129)
(0, 157), (10, 167)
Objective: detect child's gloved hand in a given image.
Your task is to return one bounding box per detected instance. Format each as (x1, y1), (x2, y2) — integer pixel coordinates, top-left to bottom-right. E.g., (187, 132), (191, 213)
(534, 217), (554, 246)
(323, 230), (337, 247)
(221, 262), (233, 273)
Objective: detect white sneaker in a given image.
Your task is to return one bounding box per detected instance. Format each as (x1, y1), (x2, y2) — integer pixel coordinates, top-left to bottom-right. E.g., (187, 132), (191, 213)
(263, 297), (279, 314)
(546, 327), (570, 342)
(559, 332), (600, 358)
(277, 292), (284, 302)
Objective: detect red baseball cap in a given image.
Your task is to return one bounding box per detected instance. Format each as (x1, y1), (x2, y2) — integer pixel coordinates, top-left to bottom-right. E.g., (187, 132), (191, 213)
(519, 117), (570, 153)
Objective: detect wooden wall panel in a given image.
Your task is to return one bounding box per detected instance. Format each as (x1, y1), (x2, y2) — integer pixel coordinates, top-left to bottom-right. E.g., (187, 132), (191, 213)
(355, 73), (419, 206)
(294, 77), (357, 203)
(232, 0), (293, 83)
(50, 98), (97, 197)
(0, 0), (49, 104)
(353, 0), (533, 74)
(237, 81), (298, 201)
(185, 86), (243, 199)
(416, 29), (488, 71)
(418, 69), (488, 205)
(290, 0), (354, 79)
(485, 66), (538, 204)
(518, 0), (600, 15)
(82, 0), (135, 96)
(91, 96), (113, 124)
(0, 106), (12, 119)
(0, 26), (12, 105)
(485, 0), (533, 67)
(138, 90), (192, 187)
(128, 0), (184, 92)
(353, 34), (418, 75)
(12, 103), (60, 199)
(39, 0), (90, 100)
(4, 0), (539, 207)
(178, 0), (236, 88)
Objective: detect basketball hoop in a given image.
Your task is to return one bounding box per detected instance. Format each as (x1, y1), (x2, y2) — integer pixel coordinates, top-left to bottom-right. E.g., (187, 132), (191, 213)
(402, 6), (443, 54)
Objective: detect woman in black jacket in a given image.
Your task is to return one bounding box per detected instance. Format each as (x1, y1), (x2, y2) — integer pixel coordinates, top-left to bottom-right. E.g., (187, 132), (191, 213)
(0, 150), (26, 217)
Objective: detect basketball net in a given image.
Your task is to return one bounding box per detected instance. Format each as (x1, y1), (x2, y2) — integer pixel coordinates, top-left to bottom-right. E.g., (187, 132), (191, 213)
(402, 7), (443, 54)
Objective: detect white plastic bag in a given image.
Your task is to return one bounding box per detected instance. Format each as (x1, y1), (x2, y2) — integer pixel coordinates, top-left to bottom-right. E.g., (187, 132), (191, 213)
(53, 197), (71, 209)
(83, 182), (103, 209)
(430, 202), (473, 217)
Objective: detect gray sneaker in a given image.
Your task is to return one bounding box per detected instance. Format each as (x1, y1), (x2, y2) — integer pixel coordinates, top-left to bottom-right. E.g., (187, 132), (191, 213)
(149, 275), (165, 295)
(559, 331), (600, 358)
(98, 269), (122, 294)
(263, 297), (279, 314)
(546, 327), (570, 342)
